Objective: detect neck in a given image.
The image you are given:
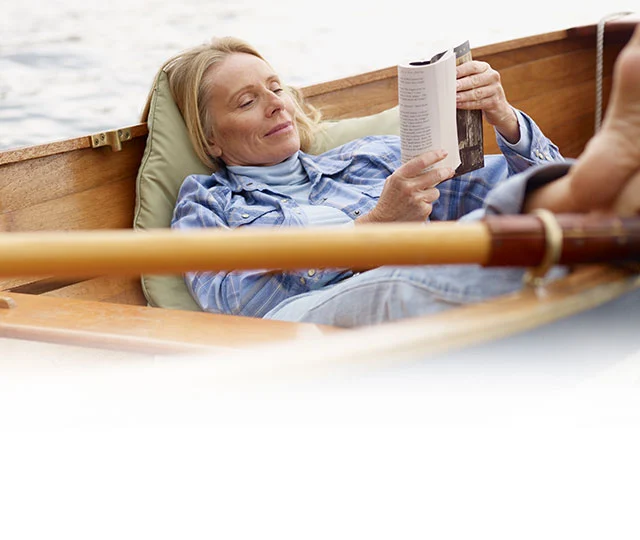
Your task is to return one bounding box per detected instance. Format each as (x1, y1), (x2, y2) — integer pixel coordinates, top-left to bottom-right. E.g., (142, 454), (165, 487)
(227, 152), (306, 186)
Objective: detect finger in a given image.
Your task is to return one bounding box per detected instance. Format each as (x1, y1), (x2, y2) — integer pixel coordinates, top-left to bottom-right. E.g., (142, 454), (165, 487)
(456, 71), (495, 93)
(456, 67), (498, 93)
(410, 167), (456, 190)
(455, 60), (489, 79)
(421, 201), (434, 220)
(456, 93), (503, 111)
(396, 149), (448, 179)
(456, 84), (493, 104)
(455, 62), (490, 91)
(455, 73), (481, 92)
(422, 186), (441, 204)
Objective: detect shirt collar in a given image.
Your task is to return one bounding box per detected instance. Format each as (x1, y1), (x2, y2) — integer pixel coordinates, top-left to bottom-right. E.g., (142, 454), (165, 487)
(227, 152), (307, 188)
(217, 148), (353, 192)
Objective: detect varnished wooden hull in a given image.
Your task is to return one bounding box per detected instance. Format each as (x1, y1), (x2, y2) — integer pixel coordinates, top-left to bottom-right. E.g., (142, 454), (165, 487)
(0, 18), (638, 356)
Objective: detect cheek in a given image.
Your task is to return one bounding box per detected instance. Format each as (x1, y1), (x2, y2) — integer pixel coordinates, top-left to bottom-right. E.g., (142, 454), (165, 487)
(214, 117), (260, 152)
(285, 97), (298, 120)
(217, 118), (249, 140)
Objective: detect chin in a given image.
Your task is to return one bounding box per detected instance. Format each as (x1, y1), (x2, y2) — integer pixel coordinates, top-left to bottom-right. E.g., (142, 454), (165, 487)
(274, 142), (301, 163)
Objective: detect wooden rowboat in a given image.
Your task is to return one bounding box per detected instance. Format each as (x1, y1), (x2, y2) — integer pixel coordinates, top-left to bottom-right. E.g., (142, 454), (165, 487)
(1, 16), (639, 362)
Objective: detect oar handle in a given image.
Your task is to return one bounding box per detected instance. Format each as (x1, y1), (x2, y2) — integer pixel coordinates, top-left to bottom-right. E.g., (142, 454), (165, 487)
(485, 214), (640, 266)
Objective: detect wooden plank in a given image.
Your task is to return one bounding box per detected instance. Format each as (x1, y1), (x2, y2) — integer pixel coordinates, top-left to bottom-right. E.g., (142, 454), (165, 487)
(489, 48), (596, 103)
(0, 291), (341, 354)
(480, 71), (604, 158)
(477, 35), (593, 70)
(0, 124), (148, 166)
(42, 276), (148, 305)
(0, 276), (56, 292)
(305, 75), (398, 120)
(1, 177), (135, 232)
(505, 80), (598, 155)
(0, 139), (144, 220)
(0, 275), (144, 305)
(5, 277), (85, 295)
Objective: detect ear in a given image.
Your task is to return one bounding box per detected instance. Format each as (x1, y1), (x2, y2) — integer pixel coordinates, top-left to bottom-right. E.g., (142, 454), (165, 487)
(208, 138), (223, 158)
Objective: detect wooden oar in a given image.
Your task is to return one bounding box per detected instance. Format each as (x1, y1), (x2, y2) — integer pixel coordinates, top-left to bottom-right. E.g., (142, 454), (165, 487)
(0, 214), (638, 277)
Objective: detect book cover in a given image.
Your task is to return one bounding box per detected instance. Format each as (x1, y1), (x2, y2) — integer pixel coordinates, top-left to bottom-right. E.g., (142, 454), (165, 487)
(453, 41), (484, 175)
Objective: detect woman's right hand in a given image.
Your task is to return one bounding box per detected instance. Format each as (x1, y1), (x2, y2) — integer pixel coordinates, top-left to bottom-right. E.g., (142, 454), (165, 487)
(357, 149), (456, 223)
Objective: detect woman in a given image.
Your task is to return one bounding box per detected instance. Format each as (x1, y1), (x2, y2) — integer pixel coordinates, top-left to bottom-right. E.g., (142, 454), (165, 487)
(169, 32), (639, 327)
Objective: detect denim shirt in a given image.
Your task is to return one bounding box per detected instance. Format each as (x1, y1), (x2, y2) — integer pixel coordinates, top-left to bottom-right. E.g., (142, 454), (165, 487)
(171, 111), (562, 317)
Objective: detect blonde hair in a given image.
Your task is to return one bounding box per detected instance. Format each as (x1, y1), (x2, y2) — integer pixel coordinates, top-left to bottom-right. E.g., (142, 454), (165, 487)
(142, 36), (322, 170)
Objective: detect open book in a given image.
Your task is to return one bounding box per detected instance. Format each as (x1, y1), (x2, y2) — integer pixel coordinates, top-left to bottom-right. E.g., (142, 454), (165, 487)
(397, 41), (484, 176)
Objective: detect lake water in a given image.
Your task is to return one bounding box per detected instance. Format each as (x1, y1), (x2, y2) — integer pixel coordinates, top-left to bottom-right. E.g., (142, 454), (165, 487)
(0, 0), (635, 150)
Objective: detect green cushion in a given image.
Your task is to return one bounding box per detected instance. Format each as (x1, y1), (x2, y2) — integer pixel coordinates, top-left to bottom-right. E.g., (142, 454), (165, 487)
(308, 105), (401, 154)
(134, 69), (400, 311)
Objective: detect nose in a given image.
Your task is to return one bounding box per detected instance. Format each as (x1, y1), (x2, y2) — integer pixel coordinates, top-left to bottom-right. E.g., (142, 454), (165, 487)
(265, 91), (285, 117)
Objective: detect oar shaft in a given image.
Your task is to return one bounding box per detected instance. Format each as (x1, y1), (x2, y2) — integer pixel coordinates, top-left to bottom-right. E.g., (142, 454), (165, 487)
(0, 222), (491, 277)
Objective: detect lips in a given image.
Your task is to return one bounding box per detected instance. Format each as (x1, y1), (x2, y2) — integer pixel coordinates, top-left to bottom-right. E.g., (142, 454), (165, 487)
(265, 121), (293, 137)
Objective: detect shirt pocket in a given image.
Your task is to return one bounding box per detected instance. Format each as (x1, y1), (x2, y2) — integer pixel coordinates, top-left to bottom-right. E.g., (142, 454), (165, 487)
(228, 205), (280, 228)
(360, 182), (384, 200)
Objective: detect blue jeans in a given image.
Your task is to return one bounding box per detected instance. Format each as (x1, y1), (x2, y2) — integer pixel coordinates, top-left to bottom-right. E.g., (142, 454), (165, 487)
(264, 265), (567, 327)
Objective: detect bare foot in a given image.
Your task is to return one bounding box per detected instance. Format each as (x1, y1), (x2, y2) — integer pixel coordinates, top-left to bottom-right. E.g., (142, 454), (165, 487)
(568, 24), (640, 216)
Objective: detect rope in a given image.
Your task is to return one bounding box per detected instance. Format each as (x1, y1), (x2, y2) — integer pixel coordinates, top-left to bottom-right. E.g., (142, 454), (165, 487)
(595, 12), (634, 132)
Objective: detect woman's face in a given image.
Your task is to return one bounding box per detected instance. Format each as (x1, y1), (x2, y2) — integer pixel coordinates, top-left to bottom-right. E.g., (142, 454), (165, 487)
(204, 52), (301, 167)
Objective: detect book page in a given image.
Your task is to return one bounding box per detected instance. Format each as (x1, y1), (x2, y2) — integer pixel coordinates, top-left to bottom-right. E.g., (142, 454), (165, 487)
(397, 48), (461, 173)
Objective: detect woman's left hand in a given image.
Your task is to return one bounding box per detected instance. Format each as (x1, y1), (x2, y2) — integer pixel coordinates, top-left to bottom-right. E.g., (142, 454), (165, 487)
(456, 60), (520, 143)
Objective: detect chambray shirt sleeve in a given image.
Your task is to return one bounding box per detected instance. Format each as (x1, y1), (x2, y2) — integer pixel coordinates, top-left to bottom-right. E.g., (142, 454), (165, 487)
(483, 160), (576, 215)
(171, 174), (349, 317)
(495, 109), (564, 176)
